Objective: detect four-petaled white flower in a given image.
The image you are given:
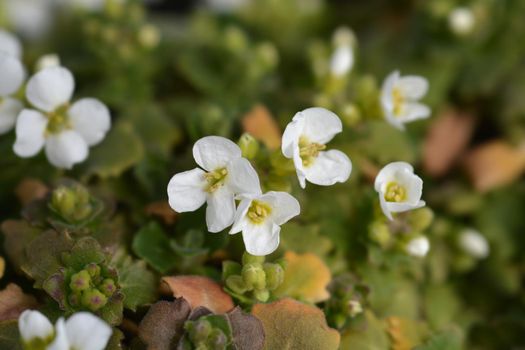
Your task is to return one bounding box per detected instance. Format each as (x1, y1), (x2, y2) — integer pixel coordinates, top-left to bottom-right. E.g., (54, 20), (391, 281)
(381, 71), (430, 130)
(230, 191), (300, 256)
(18, 310), (111, 350)
(406, 236), (430, 257)
(459, 228), (489, 259)
(0, 30), (25, 135)
(167, 136), (261, 233)
(374, 161), (425, 220)
(282, 107), (352, 188)
(13, 66), (111, 169)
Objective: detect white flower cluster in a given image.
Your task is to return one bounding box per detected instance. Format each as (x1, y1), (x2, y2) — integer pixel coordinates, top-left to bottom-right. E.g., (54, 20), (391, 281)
(18, 310), (111, 350)
(168, 107), (352, 256)
(0, 30), (111, 169)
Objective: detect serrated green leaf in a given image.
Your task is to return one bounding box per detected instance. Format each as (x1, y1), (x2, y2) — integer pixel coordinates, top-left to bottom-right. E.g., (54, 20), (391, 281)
(132, 222), (178, 274)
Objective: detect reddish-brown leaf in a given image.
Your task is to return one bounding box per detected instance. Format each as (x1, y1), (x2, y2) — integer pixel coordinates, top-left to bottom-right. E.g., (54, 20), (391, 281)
(15, 178), (49, 206)
(0, 284), (38, 322)
(145, 201), (177, 225)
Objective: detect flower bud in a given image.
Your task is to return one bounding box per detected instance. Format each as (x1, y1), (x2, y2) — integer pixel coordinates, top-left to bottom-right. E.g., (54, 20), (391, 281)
(226, 275), (250, 294)
(242, 252), (265, 266)
(224, 26), (248, 53)
(69, 270), (91, 292)
(207, 328), (228, 350)
(51, 187), (76, 219)
(340, 103), (361, 127)
(138, 24), (160, 49)
(406, 236), (430, 258)
(238, 133), (259, 160)
(253, 288), (270, 302)
(348, 300), (363, 317)
(51, 185), (93, 222)
(241, 263), (266, 290)
(369, 222), (390, 247)
(263, 263), (284, 291)
(100, 279), (117, 297)
(186, 319), (212, 344)
(85, 263), (101, 278)
(81, 289), (108, 311)
(408, 208), (434, 232)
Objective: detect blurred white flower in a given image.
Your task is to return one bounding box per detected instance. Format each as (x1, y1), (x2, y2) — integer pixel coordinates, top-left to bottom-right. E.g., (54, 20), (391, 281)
(0, 52), (25, 134)
(19, 310), (112, 350)
(448, 7), (475, 36)
(206, 0), (248, 13)
(374, 162), (425, 220)
(406, 236), (430, 257)
(330, 27), (355, 77)
(282, 107), (352, 188)
(3, 0), (55, 39)
(230, 191), (300, 256)
(167, 136), (261, 233)
(13, 66), (111, 169)
(459, 228), (489, 259)
(0, 29), (22, 58)
(35, 53), (61, 71)
(381, 71), (430, 130)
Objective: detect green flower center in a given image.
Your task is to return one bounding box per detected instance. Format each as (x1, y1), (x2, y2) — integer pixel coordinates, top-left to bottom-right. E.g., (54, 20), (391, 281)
(384, 182), (407, 202)
(247, 200), (272, 224)
(299, 136), (326, 167)
(392, 87), (405, 117)
(45, 104), (71, 135)
(204, 167), (228, 193)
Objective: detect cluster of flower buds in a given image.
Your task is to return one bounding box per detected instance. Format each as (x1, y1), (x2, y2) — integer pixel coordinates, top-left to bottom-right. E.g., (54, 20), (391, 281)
(224, 252), (285, 303)
(184, 318), (229, 350)
(324, 274), (369, 329)
(67, 262), (118, 312)
(50, 184), (94, 223)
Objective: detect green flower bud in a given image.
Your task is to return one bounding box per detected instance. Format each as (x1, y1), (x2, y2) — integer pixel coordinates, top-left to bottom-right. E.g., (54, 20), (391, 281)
(226, 275), (250, 294)
(99, 279), (117, 297)
(409, 208), (434, 232)
(238, 133), (259, 160)
(224, 26), (248, 53)
(186, 319), (212, 344)
(369, 222), (390, 247)
(138, 24), (160, 49)
(207, 328), (228, 350)
(242, 252), (265, 266)
(85, 263), (101, 278)
(340, 103), (361, 127)
(81, 289), (108, 311)
(242, 263), (266, 290)
(68, 292), (81, 307)
(253, 288), (270, 302)
(51, 187), (76, 219)
(263, 263), (284, 291)
(256, 42), (279, 69)
(69, 270), (91, 292)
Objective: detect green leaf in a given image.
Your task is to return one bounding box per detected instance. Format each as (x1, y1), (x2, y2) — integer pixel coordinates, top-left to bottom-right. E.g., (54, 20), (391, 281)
(414, 328), (463, 350)
(424, 285), (461, 330)
(132, 222), (178, 274)
(112, 251), (157, 311)
(0, 321), (21, 350)
(62, 237), (106, 271)
(81, 121), (144, 179)
(340, 311), (390, 350)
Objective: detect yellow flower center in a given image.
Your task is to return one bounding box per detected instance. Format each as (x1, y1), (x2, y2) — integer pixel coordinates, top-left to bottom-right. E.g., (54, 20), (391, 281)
(247, 200), (272, 224)
(45, 104), (71, 135)
(392, 87), (405, 117)
(299, 136), (326, 167)
(384, 182), (406, 202)
(204, 167), (228, 193)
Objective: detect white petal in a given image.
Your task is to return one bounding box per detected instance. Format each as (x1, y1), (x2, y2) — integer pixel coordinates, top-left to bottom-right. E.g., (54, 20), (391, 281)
(64, 312), (112, 350)
(13, 109), (47, 157)
(242, 222), (280, 256)
(167, 168), (207, 213)
(383, 111), (405, 131)
(0, 29), (22, 58)
(26, 66), (74, 112)
(230, 197), (252, 234)
(69, 98), (111, 146)
(303, 149), (352, 186)
(0, 97), (23, 134)
(260, 191), (300, 225)
(18, 310), (54, 343)
(0, 53), (25, 96)
(398, 102), (431, 123)
(384, 199), (426, 215)
(374, 162), (414, 192)
(281, 118), (303, 159)
(45, 130), (88, 169)
(379, 196), (393, 220)
(226, 157), (261, 195)
(380, 70), (400, 112)
(192, 136), (241, 171)
(297, 107), (342, 144)
(5, 0), (53, 40)
(330, 45), (353, 77)
(206, 186), (235, 232)
(47, 318), (69, 350)
(396, 76), (429, 100)
(406, 237), (430, 257)
(291, 140), (306, 188)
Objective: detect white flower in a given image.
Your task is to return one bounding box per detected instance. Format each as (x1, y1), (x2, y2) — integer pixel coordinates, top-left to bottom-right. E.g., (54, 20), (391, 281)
(0, 52), (25, 135)
(13, 66), (111, 169)
(18, 310), (112, 350)
(448, 7), (475, 36)
(4, 0), (55, 39)
(459, 228), (489, 259)
(374, 162), (425, 220)
(282, 107), (352, 188)
(35, 53), (61, 71)
(167, 136), (261, 233)
(230, 191), (300, 256)
(330, 27), (355, 77)
(0, 29), (22, 58)
(406, 236), (430, 257)
(380, 71), (430, 130)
